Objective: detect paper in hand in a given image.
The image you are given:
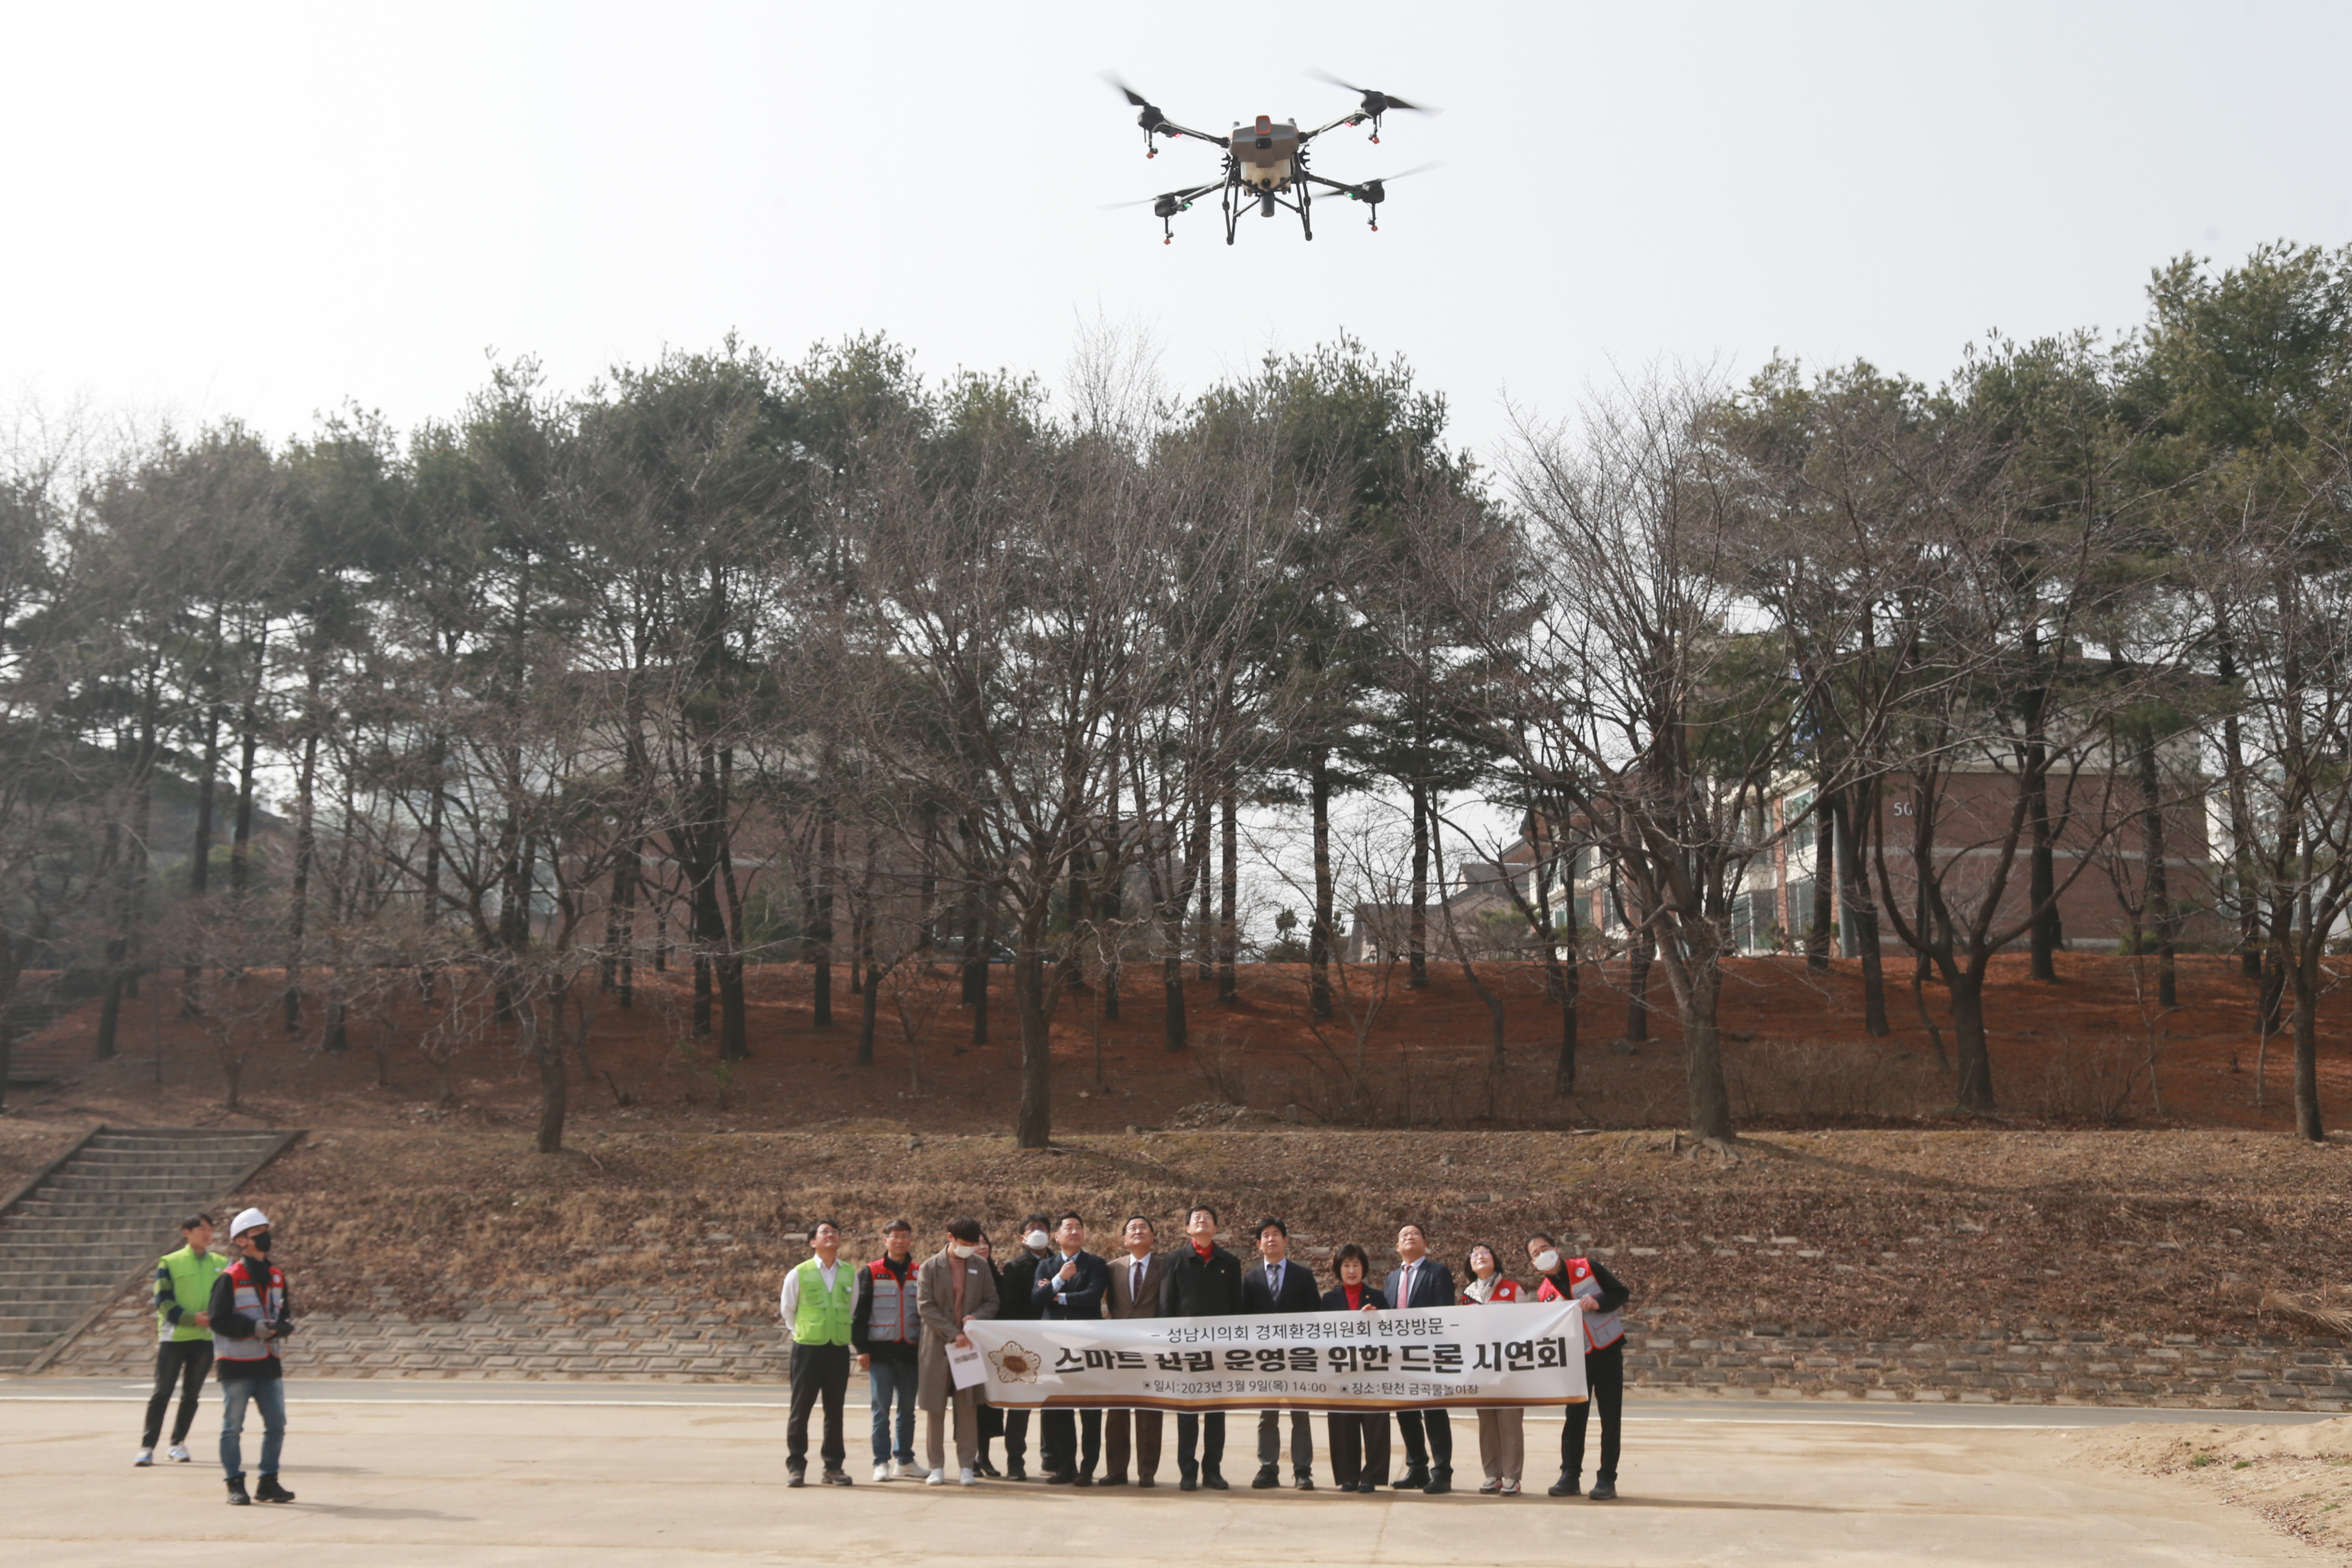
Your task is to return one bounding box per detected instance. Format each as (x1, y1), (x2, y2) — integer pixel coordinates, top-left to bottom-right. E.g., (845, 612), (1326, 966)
(947, 1341), (987, 1390)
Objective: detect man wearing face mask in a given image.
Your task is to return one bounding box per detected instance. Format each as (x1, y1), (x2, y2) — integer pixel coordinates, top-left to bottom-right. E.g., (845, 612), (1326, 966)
(916, 1217), (1001, 1486)
(1030, 1211), (1109, 1485)
(207, 1207), (294, 1506)
(1159, 1204), (1243, 1492)
(1527, 1232), (1630, 1501)
(993, 1211), (1055, 1481)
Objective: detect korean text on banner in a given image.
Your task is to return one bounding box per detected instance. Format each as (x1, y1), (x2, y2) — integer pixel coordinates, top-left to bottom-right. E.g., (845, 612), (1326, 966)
(963, 1300), (1585, 1412)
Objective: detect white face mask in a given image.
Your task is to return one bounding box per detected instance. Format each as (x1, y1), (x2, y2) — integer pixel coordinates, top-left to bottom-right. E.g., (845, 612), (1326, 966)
(1024, 1229), (1051, 1251)
(1533, 1250), (1561, 1274)
(949, 1243), (976, 1259)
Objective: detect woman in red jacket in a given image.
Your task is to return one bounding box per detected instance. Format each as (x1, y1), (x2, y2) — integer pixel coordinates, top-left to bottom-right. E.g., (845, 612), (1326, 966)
(1458, 1242), (1524, 1494)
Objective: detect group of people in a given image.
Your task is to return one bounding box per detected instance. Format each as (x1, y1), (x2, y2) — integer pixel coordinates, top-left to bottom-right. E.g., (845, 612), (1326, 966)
(137, 1206), (299, 1506)
(778, 1207), (1629, 1500)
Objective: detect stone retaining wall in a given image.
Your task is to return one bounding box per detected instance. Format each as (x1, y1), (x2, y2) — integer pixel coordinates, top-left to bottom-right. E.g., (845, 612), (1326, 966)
(49, 1290), (2351, 1410)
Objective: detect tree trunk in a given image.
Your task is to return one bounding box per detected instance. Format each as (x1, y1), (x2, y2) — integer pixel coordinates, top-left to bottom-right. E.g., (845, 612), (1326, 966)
(1408, 778), (1429, 989)
(812, 807), (835, 1027)
(1014, 932), (1052, 1149)
(1807, 793), (1833, 971)
(2217, 644), (2262, 979)
(182, 652), (222, 1016)
(283, 725), (320, 1033)
(522, 986), (565, 1154)
(2290, 937), (2325, 1141)
(1551, 845), (1580, 1095)
(1949, 962), (1996, 1113)
(1309, 748), (1333, 1021)
(1429, 805), (1505, 1063)
(1682, 958), (1733, 1143)
(96, 679), (161, 1062)
(1625, 914), (1652, 1046)
(2135, 726), (2176, 1009)
(1219, 785), (1238, 1003)
(1195, 791), (1213, 983)
(1835, 787), (1891, 1036)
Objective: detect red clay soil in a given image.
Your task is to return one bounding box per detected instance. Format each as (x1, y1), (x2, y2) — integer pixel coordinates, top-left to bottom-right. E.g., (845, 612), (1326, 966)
(10, 953), (2345, 1138)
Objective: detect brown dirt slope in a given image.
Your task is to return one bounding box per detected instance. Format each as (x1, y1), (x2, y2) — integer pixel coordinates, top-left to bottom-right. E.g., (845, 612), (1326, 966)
(10, 954), (2346, 1139)
(227, 1124), (2348, 1353)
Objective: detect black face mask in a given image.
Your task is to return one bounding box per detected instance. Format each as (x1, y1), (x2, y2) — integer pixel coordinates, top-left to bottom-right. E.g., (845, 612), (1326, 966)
(248, 1233), (272, 1256)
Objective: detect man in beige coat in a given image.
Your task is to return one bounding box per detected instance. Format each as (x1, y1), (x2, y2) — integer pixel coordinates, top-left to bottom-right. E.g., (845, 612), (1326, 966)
(916, 1216), (1000, 1486)
(1101, 1215), (1168, 1487)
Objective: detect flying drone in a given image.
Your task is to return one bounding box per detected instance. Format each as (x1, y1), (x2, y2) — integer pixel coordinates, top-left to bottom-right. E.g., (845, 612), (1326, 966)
(1106, 68), (1440, 244)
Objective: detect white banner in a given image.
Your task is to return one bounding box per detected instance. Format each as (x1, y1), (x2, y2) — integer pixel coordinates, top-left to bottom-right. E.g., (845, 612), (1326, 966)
(965, 1301), (1587, 1412)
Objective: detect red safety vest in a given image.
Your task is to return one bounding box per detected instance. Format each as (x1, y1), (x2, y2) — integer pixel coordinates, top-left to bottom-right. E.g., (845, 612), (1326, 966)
(1535, 1257), (1625, 1351)
(212, 1258), (287, 1366)
(866, 1258), (918, 1345)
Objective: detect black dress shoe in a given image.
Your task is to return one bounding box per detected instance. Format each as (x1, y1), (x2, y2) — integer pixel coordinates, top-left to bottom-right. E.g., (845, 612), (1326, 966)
(1007, 1464), (1030, 1482)
(1098, 1474), (1128, 1487)
(254, 1474), (296, 1504)
(1546, 1473), (1580, 1498)
(1423, 1468), (1452, 1495)
(1588, 1479), (1617, 1501)
(1356, 1480), (1379, 1495)
(1252, 1464), (1280, 1490)
(1179, 1472), (1199, 1492)
(1203, 1470), (1230, 1490)
(1137, 1476), (1157, 1489)
(1044, 1470), (1076, 1485)
(1394, 1466), (1429, 1491)
(1294, 1474), (1314, 1491)
(1074, 1474), (1094, 1488)
(974, 1458), (1001, 1478)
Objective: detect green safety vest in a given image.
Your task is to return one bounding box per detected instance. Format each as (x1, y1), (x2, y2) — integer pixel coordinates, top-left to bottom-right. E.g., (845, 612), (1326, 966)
(155, 1244), (225, 1343)
(790, 1257), (855, 1346)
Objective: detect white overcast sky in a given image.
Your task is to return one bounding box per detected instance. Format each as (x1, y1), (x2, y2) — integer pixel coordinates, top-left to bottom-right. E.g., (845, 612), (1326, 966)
(7, 2), (2350, 464)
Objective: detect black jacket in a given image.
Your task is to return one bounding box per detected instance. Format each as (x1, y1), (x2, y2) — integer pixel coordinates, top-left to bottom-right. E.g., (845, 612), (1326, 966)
(1240, 1258), (1322, 1314)
(998, 1248), (1053, 1322)
(1160, 1242), (1245, 1317)
(1031, 1249), (1110, 1320)
(1383, 1257), (1457, 1312)
(1320, 1282), (1391, 1312)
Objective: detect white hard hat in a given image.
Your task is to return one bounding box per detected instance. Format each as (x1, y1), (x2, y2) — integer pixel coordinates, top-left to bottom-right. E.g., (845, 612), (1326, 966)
(229, 1207), (270, 1237)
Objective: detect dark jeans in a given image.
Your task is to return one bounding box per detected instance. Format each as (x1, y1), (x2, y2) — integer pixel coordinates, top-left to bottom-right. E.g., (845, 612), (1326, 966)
(1174, 1410), (1225, 1476)
(1001, 1407), (1031, 1472)
(787, 1342), (852, 1474)
(1395, 1407), (1452, 1472)
(143, 1340), (214, 1448)
(1564, 1341), (1624, 1484)
(1039, 1408), (1102, 1476)
(869, 1359), (918, 1466)
(1327, 1412), (1390, 1489)
(217, 1375), (285, 1480)
(1257, 1409), (1312, 1475)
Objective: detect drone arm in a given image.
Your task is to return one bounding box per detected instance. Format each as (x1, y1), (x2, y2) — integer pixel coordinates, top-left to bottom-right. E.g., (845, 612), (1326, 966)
(1299, 113), (1366, 142)
(1157, 118), (1230, 147)
(1298, 172), (1365, 197)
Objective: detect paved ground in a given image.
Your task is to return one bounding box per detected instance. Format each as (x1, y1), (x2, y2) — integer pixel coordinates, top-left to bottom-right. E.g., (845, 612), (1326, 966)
(0, 1380), (2320, 1566)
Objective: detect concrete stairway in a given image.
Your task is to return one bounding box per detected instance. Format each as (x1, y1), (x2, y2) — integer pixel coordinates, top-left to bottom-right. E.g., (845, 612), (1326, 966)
(0, 1127), (301, 1370)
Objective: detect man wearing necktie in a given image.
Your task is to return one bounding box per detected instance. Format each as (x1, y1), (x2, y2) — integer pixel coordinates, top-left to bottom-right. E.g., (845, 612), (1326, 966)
(1240, 1217), (1322, 1490)
(1030, 1211), (1110, 1485)
(1383, 1222), (1458, 1494)
(1102, 1216), (1167, 1486)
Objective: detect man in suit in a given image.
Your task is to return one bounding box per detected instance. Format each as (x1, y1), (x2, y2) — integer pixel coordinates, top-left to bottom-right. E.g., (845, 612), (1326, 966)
(1030, 1211), (1110, 1485)
(914, 1216), (1000, 1487)
(1160, 1203), (1244, 1492)
(994, 1211), (1055, 1480)
(1102, 1215), (1167, 1487)
(1383, 1221), (1457, 1495)
(1240, 1216), (1322, 1491)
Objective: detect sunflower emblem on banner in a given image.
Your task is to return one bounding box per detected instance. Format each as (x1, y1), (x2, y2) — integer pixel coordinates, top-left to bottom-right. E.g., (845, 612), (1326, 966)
(988, 1341), (1041, 1384)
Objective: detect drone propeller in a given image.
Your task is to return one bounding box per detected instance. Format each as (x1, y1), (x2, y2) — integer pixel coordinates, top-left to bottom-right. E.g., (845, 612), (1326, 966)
(1101, 70), (1182, 153)
(1305, 67), (1441, 131)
